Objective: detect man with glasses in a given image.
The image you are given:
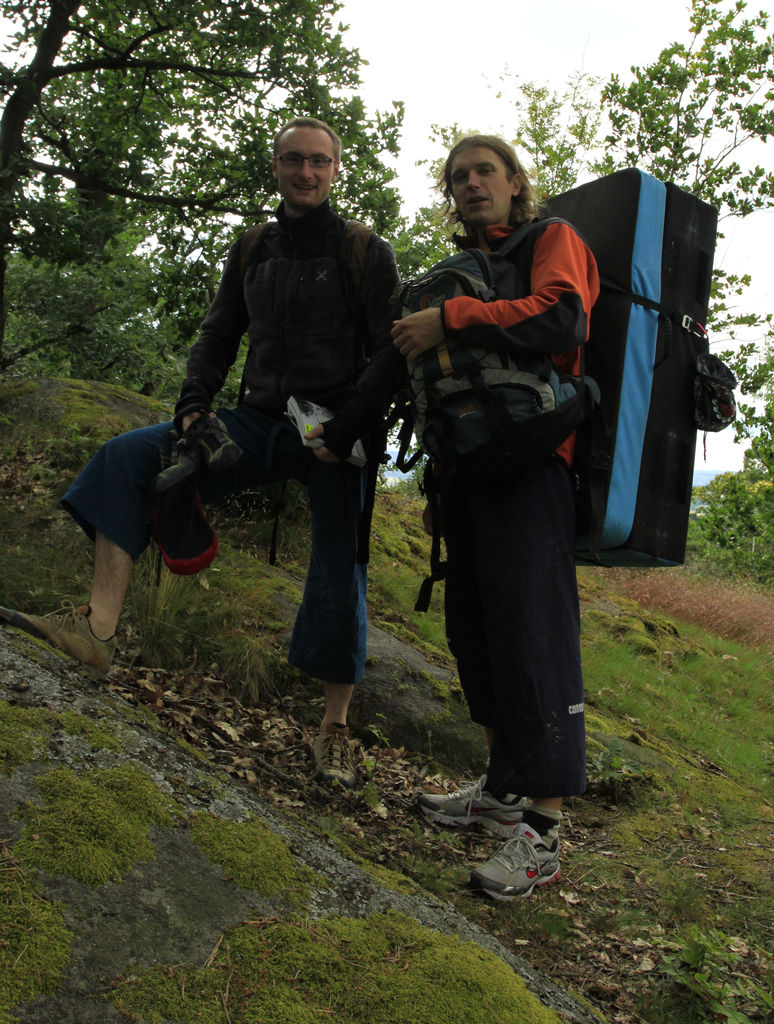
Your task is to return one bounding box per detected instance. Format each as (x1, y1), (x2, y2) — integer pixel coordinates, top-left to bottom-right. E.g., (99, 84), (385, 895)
(2, 117), (402, 788)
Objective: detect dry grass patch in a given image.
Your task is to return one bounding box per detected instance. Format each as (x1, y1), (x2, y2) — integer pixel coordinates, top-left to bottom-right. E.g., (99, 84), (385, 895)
(585, 566), (774, 652)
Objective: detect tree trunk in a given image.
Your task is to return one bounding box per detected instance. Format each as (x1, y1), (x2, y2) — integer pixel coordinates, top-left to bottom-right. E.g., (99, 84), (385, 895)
(0, 0), (81, 359)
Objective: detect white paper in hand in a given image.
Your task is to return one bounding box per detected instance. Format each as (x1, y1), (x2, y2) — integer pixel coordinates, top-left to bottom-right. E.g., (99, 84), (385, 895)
(286, 397), (366, 466)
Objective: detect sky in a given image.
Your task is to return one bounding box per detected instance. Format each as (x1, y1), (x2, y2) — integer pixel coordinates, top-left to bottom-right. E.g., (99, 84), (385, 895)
(337, 0), (773, 473)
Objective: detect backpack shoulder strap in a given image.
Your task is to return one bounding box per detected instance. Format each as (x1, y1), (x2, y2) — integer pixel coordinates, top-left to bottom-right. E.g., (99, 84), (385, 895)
(236, 222), (272, 406)
(240, 218), (372, 287)
(413, 462), (446, 612)
(341, 219), (373, 295)
(496, 216), (568, 258)
(339, 219), (375, 364)
(239, 221), (272, 278)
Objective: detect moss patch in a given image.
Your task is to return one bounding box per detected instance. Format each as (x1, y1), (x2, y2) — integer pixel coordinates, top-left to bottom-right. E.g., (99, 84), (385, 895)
(189, 813), (325, 908)
(113, 911), (562, 1024)
(13, 766), (179, 886)
(352, 853), (423, 896)
(57, 709), (123, 751)
(0, 846), (73, 1024)
(0, 378), (167, 448)
(0, 702), (52, 776)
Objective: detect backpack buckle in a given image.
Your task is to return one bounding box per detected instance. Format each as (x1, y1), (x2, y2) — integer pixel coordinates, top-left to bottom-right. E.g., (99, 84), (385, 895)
(681, 314), (707, 339)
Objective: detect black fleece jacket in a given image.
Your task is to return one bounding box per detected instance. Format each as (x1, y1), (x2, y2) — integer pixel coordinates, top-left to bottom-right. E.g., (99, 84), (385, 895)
(175, 200), (402, 459)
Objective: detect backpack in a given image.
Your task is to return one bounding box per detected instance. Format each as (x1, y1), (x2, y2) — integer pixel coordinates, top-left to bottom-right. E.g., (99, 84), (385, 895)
(393, 220), (598, 483)
(393, 220), (598, 611)
(546, 168), (729, 566)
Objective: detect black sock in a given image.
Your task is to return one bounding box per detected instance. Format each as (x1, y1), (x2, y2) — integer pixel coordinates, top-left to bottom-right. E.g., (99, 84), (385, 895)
(522, 807), (561, 839)
(482, 778), (521, 803)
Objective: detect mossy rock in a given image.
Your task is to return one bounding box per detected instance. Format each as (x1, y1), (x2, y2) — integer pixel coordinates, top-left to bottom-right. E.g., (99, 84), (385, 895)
(0, 858), (73, 1020)
(113, 911), (564, 1024)
(1, 626), (601, 1024)
(189, 812), (326, 908)
(13, 765), (180, 886)
(0, 378), (168, 446)
(0, 703), (53, 776)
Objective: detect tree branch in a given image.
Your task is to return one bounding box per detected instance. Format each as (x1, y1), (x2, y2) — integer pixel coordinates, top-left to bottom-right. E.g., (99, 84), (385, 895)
(24, 157), (270, 217)
(66, 20), (174, 61)
(47, 55), (264, 82)
(0, 0), (80, 173)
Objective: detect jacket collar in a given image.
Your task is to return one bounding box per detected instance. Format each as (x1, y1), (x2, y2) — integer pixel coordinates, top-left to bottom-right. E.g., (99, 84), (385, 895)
(454, 222), (513, 250)
(275, 198), (334, 238)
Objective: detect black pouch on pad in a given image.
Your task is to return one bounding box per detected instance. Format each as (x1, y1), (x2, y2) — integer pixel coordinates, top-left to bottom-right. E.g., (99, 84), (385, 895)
(151, 473), (217, 575)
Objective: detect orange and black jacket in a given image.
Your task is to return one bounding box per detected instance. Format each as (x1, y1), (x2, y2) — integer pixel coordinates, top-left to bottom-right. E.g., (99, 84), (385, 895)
(441, 219), (600, 467)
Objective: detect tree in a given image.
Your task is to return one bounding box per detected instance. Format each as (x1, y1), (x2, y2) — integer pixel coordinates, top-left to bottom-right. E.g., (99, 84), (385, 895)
(3, 228), (184, 394)
(692, 468), (774, 580)
(502, 71), (603, 201)
(599, 0), (774, 215)
(0, 0), (403, 385)
(598, 0), (774, 468)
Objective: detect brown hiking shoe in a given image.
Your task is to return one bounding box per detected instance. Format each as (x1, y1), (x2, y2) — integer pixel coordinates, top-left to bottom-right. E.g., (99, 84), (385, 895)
(312, 724), (357, 788)
(0, 603), (115, 676)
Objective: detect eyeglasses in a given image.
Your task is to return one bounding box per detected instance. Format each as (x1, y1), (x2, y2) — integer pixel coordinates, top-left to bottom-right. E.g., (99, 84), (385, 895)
(277, 152), (334, 169)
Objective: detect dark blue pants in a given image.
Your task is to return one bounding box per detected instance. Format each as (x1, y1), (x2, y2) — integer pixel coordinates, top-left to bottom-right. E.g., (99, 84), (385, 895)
(441, 458), (586, 798)
(62, 405), (367, 685)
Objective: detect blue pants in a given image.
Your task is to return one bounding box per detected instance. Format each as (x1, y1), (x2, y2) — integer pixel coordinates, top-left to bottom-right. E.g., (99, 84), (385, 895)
(441, 458), (586, 798)
(62, 405), (368, 686)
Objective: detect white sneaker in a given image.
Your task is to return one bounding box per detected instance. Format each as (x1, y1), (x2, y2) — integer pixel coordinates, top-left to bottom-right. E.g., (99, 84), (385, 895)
(468, 822), (561, 900)
(418, 776), (527, 838)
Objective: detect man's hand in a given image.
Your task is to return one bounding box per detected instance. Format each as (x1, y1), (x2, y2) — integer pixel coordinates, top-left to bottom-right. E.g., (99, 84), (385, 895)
(181, 410), (214, 433)
(306, 424), (341, 463)
(391, 307), (444, 360)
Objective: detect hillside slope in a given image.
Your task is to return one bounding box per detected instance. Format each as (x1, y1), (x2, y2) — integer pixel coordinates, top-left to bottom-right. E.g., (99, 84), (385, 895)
(1, 378), (772, 1024)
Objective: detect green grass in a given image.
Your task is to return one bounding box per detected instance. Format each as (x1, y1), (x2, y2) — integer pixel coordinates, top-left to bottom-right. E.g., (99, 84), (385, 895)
(580, 613), (774, 802)
(368, 490), (452, 660)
